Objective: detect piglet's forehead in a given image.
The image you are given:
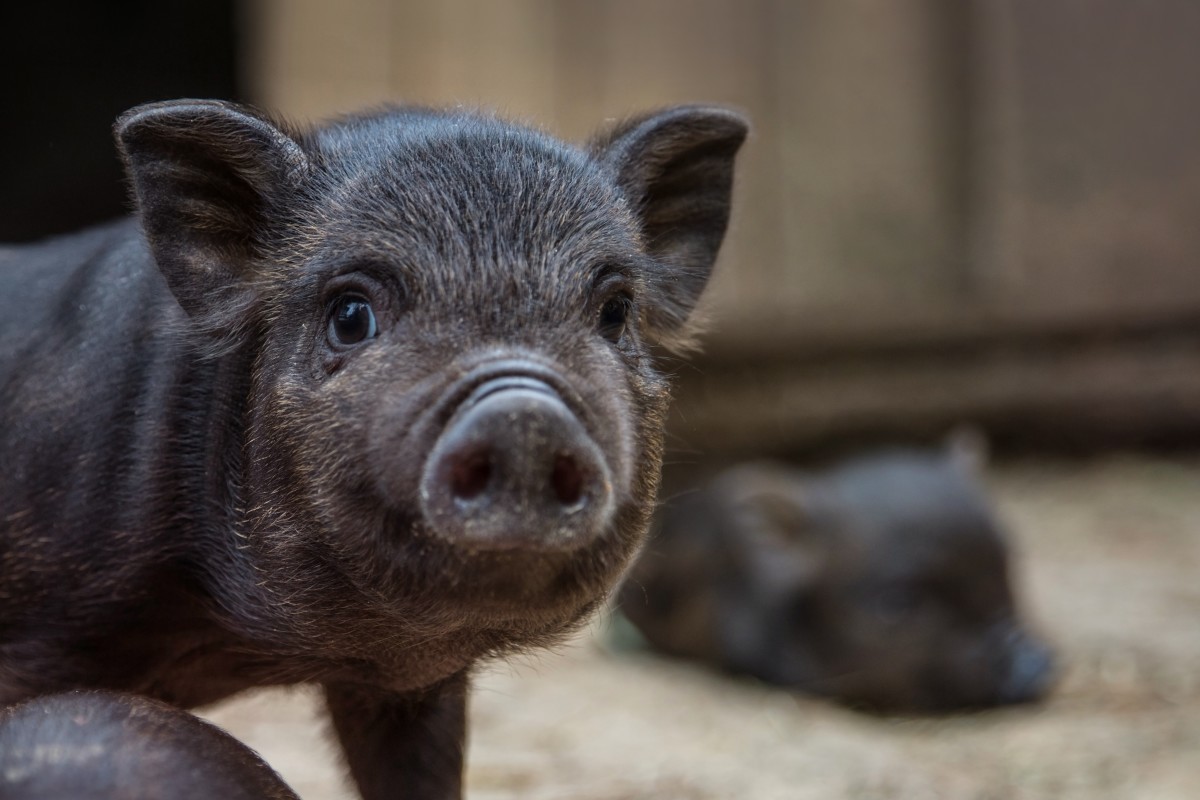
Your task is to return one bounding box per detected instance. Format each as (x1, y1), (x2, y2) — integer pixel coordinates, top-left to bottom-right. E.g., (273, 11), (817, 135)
(299, 121), (639, 279)
(310, 112), (627, 216)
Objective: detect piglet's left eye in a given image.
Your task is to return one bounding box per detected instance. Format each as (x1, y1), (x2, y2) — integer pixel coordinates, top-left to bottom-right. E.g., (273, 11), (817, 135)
(329, 294), (378, 346)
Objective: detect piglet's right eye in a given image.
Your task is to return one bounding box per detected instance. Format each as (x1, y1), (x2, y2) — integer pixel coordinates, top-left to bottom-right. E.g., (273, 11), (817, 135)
(597, 295), (633, 343)
(329, 294), (378, 346)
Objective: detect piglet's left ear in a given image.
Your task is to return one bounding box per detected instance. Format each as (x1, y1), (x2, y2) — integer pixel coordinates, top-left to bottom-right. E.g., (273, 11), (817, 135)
(592, 106), (748, 351)
(116, 99), (310, 321)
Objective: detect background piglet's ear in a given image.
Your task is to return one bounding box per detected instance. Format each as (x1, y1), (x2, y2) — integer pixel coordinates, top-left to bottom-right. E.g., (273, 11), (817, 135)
(592, 106), (749, 352)
(718, 463), (828, 588)
(945, 425), (990, 475)
(116, 100), (310, 319)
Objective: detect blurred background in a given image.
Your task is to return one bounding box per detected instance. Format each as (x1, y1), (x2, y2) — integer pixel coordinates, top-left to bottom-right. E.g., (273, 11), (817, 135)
(7, 0), (1200, 459)
(4, 1), (1200, 798)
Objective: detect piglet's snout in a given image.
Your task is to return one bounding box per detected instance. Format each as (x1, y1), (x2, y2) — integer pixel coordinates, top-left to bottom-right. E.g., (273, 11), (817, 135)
(420, 377), (614, 552)
(997, 628), (1056, 705)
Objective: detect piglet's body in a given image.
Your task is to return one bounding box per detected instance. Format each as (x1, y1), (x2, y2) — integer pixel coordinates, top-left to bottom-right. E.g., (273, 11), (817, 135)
(621, 448), (1055, 712)
(0, 101), (746, 798)
(0, 691), (297, 800)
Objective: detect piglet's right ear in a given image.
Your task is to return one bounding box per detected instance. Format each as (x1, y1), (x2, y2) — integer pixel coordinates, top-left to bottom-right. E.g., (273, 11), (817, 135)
(116, 99), (309, 318)
(593, 106), (748, 352)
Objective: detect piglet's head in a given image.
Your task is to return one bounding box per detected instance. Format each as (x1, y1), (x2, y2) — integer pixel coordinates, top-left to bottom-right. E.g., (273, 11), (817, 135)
(116, 100), (747, 671)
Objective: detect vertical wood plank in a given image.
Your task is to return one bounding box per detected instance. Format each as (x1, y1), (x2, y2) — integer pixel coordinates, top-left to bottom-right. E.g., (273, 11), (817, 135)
(245, 0), (392, 117)
(970, 0), (1200, 312)
(388, 0), (558, 122)
(771, 0), (966, 318)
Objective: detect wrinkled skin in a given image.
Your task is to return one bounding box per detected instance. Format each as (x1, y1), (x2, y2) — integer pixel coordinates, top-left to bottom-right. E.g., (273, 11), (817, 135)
(620, 446), (1056, 712)
(0, 100), (747, 798)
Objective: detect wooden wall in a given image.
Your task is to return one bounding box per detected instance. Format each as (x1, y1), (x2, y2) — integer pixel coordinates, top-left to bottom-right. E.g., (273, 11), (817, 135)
(246, 0), (1200, 454)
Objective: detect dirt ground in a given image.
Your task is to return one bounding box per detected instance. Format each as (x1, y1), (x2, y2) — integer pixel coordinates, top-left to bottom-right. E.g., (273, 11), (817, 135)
(204, 455), (1200, 799)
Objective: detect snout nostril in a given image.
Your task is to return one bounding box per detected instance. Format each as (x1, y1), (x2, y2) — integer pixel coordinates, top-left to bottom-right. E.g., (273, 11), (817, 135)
(450, 450), (493, 501)
(998, 634), (1056, 704)
(551, 453), (585, 510)
(419, 380), (616, 551)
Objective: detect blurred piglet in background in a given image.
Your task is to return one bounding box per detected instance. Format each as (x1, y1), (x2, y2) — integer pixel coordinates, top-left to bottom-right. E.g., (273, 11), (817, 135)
(617, 438), (1055, 712)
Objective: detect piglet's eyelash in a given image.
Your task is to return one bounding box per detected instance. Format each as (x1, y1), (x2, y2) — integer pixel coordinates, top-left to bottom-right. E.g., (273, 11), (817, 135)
(589, 261), (635, 286)
(320, 269), (408, 307)
(589, 272), (637, 304)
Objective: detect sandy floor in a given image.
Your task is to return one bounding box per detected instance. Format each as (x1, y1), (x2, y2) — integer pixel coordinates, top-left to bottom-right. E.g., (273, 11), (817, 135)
(204, 456), (1200, 799)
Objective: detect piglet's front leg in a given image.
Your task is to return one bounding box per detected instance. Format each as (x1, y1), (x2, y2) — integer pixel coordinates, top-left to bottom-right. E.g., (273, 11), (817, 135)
(325, 674), (467, 800)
